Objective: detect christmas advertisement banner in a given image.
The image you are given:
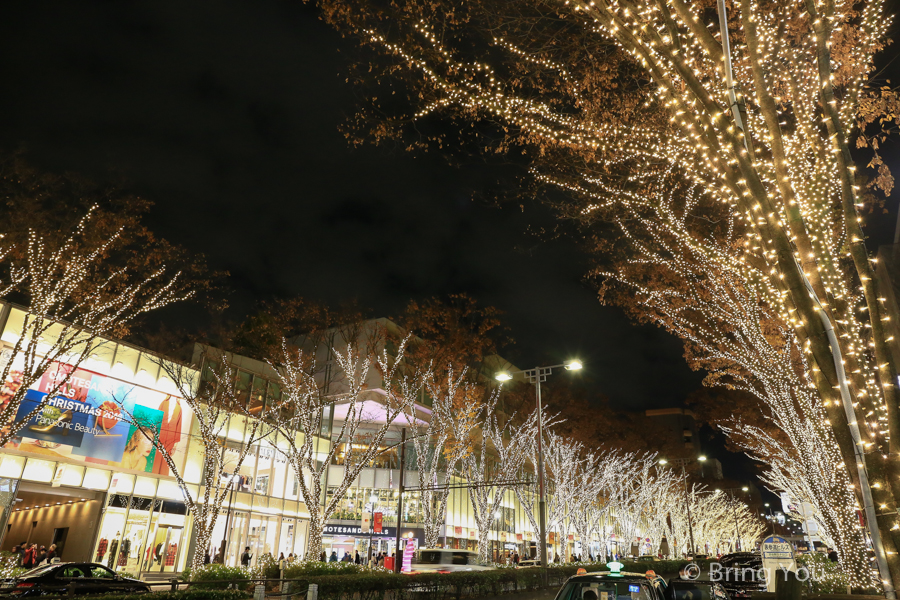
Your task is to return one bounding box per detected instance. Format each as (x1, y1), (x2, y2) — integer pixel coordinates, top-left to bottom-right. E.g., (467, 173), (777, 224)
(2, 358), (191, 475)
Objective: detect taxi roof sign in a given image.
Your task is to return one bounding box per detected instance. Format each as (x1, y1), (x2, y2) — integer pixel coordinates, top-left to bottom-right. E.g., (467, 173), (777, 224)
(606, 561), (625, 577)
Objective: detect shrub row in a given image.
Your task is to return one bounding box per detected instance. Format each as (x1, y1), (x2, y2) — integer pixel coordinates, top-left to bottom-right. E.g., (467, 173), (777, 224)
(281, 561), (696, 600)
(186, 558), (698, 600)
(78, 591), (250, 600)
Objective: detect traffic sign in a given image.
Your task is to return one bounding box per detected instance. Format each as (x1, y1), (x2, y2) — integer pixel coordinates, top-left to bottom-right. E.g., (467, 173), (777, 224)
(760, 535), (796, 592)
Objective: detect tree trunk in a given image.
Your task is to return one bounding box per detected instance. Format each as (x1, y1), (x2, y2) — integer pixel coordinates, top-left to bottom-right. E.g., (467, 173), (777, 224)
(477, 526), (492, 564)
(305, 511), (324, 562)
(190, 520), (213, 574)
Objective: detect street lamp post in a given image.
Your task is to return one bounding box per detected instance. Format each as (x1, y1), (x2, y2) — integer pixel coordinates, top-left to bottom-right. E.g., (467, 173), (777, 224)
(219, 474), (240, 564)
(496, 359), (582, 575)
(716, 486), (749, 552)
(764, 503), (775, 535)
(658, 456), (706, 559)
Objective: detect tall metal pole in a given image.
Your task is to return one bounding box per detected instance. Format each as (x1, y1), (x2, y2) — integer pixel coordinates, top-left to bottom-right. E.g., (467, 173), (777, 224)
(219, 479), (237, 564)
(393, 428), (406, 573)
(680, 463), (696, 558)
(729, 491), (741, 552)
(535, 369), (548, 578)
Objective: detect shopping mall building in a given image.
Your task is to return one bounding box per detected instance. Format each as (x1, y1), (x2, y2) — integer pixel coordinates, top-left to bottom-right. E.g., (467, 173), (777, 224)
(0, 306), (545, 575)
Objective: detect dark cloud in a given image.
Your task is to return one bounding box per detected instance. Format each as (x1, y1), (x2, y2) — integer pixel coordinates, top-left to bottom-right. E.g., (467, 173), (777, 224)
(0, 1), (705, 410)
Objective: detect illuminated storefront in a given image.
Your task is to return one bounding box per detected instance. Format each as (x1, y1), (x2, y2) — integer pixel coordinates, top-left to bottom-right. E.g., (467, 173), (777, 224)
(0, 306), (545, 572)
(0, 305), (312, 573)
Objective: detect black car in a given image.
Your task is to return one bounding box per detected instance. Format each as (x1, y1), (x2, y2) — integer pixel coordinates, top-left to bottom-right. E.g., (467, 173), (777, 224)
(0, 563), (149, 596)
(716, 553), (766, 598)
(555, 571), (665, 600)
(665, 578), (731, 600)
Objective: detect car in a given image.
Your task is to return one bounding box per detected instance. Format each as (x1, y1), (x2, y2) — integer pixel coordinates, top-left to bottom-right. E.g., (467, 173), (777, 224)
(715, 553), (766, 598)
(518, 559), (541, 568)
(0, 562), (150, 597)
(408, 549), (492, 573)
(665, 578), (731, 600)
(554, 570), (665, 600)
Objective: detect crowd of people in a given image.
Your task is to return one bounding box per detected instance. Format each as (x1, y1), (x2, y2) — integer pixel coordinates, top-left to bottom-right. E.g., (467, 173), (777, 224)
(10, 542), (58, 568)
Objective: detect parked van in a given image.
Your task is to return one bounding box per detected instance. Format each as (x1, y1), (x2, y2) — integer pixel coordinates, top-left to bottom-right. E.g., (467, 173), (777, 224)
(410, 549), (492, 573)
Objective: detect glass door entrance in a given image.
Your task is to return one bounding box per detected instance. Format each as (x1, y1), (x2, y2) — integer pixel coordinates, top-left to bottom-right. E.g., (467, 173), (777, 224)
(148, 526), (183, 572)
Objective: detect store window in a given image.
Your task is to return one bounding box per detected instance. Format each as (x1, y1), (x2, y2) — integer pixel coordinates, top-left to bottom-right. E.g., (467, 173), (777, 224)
(255, 444), (275, 496)
(271, 442), (289, 499)
(332, 442), (397, 469)
(249, 376), (266, 417)
(234, 371), (251, 409)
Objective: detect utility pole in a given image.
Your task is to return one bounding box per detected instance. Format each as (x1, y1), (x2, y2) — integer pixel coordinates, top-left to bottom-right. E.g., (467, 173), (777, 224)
(393, 428), (406, 573)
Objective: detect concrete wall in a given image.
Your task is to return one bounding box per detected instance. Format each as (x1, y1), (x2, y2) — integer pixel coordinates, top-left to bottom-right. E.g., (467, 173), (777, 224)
(2, 499), (102, 562)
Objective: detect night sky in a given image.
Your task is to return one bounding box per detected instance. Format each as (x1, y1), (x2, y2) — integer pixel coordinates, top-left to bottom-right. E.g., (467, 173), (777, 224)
(0, 2), (898, 439)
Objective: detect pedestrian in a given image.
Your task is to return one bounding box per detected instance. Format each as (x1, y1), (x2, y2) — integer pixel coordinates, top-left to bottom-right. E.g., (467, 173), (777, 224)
(342, 552), (351, 563)
(204, 552), (211, 565)
(241, 547), (252, 567)
(320, 551), (327, 562)
(288, 553), (294, 563)
(36, 546), (47, 566)
(47, 545), (57, 563)
(329, 551), (338, 563)
(827, 548), (838, 563)
(354, 550), (360, 565)
(24, 544), (37, 569)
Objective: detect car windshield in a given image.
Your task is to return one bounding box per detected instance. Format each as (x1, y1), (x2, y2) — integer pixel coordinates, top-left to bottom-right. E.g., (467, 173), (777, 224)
(670, 584), (713, 600)
(415, 551), (450, 564)
(557, 580), (654, 600)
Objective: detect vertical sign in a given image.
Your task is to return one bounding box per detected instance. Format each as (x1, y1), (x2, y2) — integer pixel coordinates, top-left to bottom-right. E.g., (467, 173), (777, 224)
(760, 535), (796, 592)
(361, 511), (372, 532)
(402, 537), (415, 572)
(51, 464), (65, 488)
(373, 512), (383, 534)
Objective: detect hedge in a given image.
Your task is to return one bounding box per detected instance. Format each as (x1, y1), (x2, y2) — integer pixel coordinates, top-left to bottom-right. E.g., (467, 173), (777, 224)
(181, 564), (252, 589)
(78, 591), (250, 600)
(282, 560), (698, 600)
(180, 558), (699, 600)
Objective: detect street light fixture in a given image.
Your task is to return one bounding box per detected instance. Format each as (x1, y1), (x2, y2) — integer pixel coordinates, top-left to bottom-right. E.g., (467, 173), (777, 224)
(658, 457), (705, 558)
(495, 359), (583, 576)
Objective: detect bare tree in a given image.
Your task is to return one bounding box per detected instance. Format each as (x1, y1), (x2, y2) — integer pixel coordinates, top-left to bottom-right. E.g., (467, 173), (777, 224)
(410, 366), (482, 548)
(463, 396), (536, 563)
(113, 349), (273, 573)
(269, 337), (424, 560)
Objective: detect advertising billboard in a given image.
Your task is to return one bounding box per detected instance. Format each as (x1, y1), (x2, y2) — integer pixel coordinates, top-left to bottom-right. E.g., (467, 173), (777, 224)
(0, 357), (191, 475)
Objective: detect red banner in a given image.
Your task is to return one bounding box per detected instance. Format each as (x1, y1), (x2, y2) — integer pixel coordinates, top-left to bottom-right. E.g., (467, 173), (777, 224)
(374, 512), (383, 533)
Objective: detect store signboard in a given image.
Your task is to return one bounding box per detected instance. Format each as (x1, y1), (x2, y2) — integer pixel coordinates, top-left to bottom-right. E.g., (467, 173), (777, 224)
(2, 358), (191, 475)
(324, 524), (397, 537)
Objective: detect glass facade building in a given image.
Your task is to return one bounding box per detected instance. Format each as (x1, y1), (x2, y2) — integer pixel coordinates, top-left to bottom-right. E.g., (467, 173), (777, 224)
(0, 306), (592, 572)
